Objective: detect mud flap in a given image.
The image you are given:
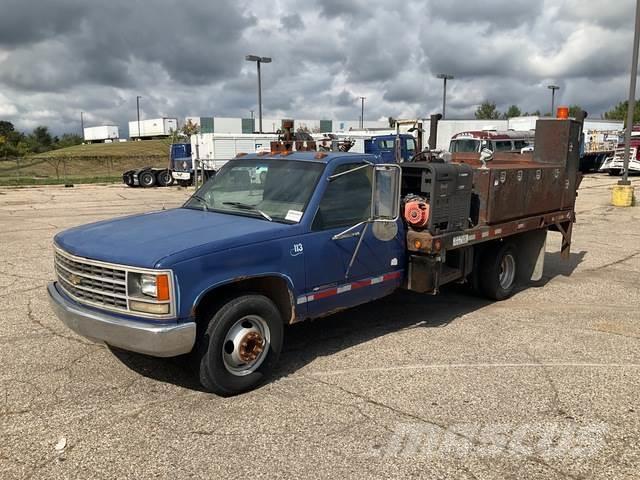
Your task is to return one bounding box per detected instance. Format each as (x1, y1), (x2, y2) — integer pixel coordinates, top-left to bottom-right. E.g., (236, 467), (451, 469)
(513, 229), (547, 283)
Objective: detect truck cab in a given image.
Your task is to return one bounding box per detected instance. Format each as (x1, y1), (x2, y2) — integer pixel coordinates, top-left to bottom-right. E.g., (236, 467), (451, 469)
(169, 143), (193, 185)
(50, 151), (403, 395)
(364, 134), (417, 162)
(449, 130), (534, 154)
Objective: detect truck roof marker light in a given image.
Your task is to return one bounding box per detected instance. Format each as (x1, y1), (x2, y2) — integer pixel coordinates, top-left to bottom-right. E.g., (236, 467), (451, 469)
(413, 239), (422, 250)
(557, 106), (569, 119)
(314, 152), (328, 160)
(257, 151), (270, 156)
(235, 152), (247, 158)
(280, 151), (293, 156)
(156, 274), (170, 301)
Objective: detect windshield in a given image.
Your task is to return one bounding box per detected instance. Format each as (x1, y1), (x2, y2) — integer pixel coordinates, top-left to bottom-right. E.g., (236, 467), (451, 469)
(183, 159), (324, 223)
(449, 139), (481, 153)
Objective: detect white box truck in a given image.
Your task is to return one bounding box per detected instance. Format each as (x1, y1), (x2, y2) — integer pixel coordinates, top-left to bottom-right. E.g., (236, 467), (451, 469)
(129, 118), (178, 139)
(83, 125), (119, 143)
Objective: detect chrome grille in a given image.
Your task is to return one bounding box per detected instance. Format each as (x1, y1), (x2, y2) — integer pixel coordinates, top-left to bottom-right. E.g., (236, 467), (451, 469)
(55, 250), (128, 311)
(53, 246), (176, 319)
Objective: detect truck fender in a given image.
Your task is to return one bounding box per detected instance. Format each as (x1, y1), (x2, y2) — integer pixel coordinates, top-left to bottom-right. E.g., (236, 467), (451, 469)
(191, 273), (298, 325)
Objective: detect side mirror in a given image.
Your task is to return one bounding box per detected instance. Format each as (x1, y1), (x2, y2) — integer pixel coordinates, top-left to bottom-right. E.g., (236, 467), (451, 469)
(372, 164), (401, 221)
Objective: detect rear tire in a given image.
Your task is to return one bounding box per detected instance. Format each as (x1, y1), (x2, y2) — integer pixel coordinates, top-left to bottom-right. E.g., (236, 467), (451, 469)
(139, 170), (156, 188)
(195, 294), (283, 396)
(157, 169), (174, 187)
(608, 169), (621, 176)
(478, 242), (518, 300)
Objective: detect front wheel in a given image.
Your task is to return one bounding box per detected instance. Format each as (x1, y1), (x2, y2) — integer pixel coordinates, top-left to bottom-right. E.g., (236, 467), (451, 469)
(478, 242), (518, 300)
(195, 295), (283, 396)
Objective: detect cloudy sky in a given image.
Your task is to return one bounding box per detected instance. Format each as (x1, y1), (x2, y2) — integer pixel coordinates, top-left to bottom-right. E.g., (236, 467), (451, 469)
(0, 0), (637, 135)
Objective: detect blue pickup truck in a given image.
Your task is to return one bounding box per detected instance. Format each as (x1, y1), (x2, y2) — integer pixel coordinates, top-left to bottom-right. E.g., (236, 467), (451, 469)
(48, 119), (581, 395)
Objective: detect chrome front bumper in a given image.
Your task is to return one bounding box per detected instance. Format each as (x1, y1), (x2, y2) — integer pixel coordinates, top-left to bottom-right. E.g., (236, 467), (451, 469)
(47, 282), (196, 357)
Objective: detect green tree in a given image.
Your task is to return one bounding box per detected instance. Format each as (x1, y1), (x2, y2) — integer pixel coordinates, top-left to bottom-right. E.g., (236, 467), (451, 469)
(27, 126), (54, 153)
(55, 133), (83, 149)
(604, 100), (640, 126)
(502, 105), (522, 119)
(475, 101), (501, 120)
(568, 105), (585, 118)
(181, 119), (200, 137)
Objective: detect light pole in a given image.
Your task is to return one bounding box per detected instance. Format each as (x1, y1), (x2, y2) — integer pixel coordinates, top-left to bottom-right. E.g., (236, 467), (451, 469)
(80, 111), (84, 141)
(245, 55), (272, 133)
(547, 85), (560, 116)
(621, 0), (640, 186)
(360, 96), (366, 128)
(136, 95), (142, 140)
(436, 74), (454, 119)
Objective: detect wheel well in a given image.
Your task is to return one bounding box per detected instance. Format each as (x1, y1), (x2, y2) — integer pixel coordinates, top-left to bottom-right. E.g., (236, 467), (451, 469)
(194, 276), (295, 326)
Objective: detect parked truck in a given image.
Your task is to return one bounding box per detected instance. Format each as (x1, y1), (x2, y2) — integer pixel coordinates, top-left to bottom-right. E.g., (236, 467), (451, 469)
(122, 143), (192, 188)
(48, 117), (581, 396)
(599, 126), (640, 175)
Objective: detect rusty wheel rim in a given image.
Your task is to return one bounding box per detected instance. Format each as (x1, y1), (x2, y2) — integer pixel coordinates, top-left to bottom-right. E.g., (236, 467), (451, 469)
(222, 315), (270, 376)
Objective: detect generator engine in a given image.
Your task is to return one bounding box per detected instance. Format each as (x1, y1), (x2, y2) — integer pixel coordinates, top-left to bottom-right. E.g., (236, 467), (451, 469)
(403, 195), (430, 229)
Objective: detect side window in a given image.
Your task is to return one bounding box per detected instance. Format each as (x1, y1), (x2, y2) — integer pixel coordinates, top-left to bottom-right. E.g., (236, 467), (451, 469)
(312, 163), (372, 230)
(406, 138), (416, 154)
(513, 140), (529, 150)
(494, 140), (514, 152)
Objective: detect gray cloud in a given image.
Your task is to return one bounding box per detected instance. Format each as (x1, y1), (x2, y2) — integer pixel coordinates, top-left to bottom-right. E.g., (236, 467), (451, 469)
(0, 0), (636, 135)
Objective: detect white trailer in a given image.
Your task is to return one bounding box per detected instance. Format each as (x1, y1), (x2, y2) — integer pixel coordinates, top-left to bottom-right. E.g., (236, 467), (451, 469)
(83, 125), (119, 143)
(175, 133), (280, 184)
(129, 118), (178, 139)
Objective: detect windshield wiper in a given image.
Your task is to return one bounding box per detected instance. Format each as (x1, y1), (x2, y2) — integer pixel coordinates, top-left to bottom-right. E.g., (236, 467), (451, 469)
(189, 194), (209, 212)
(223, 202), (272, 221)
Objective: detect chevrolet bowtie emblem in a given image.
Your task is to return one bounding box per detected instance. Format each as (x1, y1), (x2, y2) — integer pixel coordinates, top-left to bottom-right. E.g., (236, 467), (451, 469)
(68, 274), (82, 286)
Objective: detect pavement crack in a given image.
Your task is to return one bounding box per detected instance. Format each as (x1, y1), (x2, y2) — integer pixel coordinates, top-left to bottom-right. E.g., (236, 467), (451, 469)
(26, 297), (96, 347)
(310, 377), (585, 480)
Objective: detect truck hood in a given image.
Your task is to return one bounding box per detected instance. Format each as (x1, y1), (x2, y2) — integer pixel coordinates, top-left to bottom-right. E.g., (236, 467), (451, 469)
(54, 208), (295, 268)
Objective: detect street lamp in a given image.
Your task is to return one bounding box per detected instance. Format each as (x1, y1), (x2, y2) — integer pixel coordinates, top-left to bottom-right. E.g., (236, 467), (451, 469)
(245, 55), (272, 133)
(136, 95), (142, 140)
(80, 111), (84, 141)
(436, 74), (454, 119)
(547, 85), (560, 116)
(359, 96), (366, 128)
(620, 0), (640, 187)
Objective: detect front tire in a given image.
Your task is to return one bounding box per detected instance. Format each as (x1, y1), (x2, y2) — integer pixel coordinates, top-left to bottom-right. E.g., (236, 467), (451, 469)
(196, 295), (283, 396)
(478, 242), (518, 300)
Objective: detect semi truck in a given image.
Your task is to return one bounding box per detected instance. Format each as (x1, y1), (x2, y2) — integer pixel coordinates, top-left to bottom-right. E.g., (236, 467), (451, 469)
(122, 143), (192, 188)
(48, 116), (582, 396)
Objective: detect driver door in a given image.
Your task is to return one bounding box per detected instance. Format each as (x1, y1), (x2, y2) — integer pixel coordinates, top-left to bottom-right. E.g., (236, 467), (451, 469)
(301, 161), (403, 318)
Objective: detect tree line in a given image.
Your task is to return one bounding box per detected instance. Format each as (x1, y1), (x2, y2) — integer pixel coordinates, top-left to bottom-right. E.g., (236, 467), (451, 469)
(474, 100), (640, 124)
(0, 121), (82, 159)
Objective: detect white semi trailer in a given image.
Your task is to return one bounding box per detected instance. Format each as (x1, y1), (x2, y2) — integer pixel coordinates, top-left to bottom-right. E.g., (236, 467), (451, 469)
(83, 125), (119, 143)
(129, 118), (178, 139)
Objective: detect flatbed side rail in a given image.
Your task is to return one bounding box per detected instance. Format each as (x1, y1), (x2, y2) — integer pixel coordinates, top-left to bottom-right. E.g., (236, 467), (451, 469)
(407, 208), (575, 258)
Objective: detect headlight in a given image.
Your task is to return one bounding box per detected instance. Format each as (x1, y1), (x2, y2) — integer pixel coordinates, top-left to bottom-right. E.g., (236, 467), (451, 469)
(127, 272), (172, 315)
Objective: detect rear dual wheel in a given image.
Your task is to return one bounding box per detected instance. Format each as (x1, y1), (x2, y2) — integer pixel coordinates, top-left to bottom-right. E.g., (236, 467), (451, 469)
(478, 242), (518, 301)
(139, 170), (156, 188)
(157, 170), (174, 187)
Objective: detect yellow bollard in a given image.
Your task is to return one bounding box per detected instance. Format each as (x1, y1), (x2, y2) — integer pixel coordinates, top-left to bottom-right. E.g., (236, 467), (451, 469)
(611, 185), (635, 207)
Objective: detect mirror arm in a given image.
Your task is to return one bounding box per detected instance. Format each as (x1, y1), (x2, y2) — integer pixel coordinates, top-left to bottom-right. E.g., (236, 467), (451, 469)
(332, 220), (368, 241)
(344, 222), (369, 279)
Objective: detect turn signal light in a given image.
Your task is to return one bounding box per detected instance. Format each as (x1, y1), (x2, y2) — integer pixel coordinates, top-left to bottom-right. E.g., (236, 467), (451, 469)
(156, 274), (170, 301)
(413, 239), (422, 250)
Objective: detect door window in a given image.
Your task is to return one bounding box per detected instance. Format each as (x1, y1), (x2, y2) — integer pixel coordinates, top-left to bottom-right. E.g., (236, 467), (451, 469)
(312, 164), (372, 230)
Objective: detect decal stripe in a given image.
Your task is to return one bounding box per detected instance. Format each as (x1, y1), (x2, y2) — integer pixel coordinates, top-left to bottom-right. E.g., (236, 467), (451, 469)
(297, 270), (403, 305)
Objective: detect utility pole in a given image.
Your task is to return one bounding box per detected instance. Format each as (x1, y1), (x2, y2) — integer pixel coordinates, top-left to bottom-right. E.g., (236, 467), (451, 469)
(547, 85), (560, 116)
(621, 0), (640, 186)
(360, 97), (366, 128)
(136, 95), (142, 140)
(80, 112), (84, 141)
(245, 55), (272, 133)
(436, 74), (454, 119)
